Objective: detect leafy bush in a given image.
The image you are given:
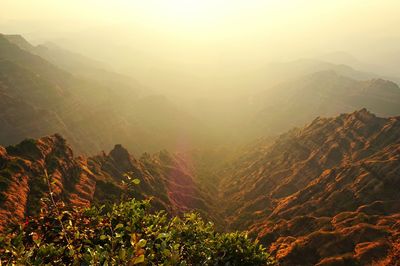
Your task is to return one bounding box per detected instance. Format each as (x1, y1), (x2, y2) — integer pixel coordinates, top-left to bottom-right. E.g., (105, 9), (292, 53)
(0, 199), (274, 265)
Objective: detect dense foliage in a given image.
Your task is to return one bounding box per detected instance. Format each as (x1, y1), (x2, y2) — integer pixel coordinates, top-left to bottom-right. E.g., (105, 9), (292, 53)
(0, 198), (274, 265)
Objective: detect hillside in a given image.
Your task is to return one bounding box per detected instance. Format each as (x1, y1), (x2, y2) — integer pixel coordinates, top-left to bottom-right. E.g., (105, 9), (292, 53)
(247, 71), (400, 137)
(182, 65), (400, 145)
(2, 33), (400, 154)
(1, 32), (400, 265)
(0, 134), (218, 232)
(3, 34), (147, 97)
(0, 34), (212, 154)
(0, 110), (399, 264)
(218, 109), (400, 265)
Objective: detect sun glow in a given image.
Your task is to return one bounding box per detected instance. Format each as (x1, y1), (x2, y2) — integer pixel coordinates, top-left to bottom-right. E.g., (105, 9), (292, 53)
(2, 0), (400, 81)
(152, 0), (219, 19)
(131, 0), (231, 32)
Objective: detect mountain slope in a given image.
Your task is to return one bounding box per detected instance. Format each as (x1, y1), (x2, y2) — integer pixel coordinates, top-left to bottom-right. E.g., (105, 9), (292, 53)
(261, 59), (400, 85)
(218, 109), (400, 265)
(0, 110), (399, 264)
(0, 34), (212, 154)
(3, 34), (147, 97)
(248, 71), (400, 137)
(0, 135), (217, 232)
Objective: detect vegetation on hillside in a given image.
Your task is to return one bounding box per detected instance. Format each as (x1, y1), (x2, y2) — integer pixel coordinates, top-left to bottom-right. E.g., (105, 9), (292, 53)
(0, 175), (274, 265)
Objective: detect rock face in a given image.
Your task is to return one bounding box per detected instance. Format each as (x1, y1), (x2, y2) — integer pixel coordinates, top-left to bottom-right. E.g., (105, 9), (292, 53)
(0, 135), (216, 232)
(219, 109), (400, 265)
(0, 110), (399, 264)
(88, 145), (217, 218)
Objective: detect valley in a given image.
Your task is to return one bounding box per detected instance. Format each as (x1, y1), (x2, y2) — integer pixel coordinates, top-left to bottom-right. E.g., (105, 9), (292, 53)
(1, 109), (399, 265)
(0, 31), (399, 265)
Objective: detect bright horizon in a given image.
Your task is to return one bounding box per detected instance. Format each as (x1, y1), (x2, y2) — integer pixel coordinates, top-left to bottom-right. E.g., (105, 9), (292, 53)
(2, 0), (400, 94)
(1, 3), (400, 265)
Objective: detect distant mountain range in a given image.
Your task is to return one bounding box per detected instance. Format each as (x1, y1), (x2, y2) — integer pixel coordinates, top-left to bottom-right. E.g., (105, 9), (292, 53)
(0, 33), (400, 265)
(247, 70), (400, 137)
(0, 34), (213, 154)
(4, 34), (147, 95)
(2, 33), (400, 153)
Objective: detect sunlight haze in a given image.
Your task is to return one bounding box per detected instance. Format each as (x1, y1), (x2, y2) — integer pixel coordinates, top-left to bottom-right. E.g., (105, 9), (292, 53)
(2, 1), (400, 83)
(1, 2), (400, 264)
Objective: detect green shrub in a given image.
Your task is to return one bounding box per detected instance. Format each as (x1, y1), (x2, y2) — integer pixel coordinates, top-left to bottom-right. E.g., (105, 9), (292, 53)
(0, 199), (274, 265)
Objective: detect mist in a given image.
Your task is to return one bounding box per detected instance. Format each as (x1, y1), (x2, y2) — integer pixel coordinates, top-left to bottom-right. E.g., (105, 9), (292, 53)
(1, 0), (400, 153)
(2, 2), (400, 264)
(2, 0), (400, 96)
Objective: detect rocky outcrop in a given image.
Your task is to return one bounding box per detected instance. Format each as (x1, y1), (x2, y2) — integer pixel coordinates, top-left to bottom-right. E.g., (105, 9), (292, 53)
(0, 106), (399, 264)
(219, 110), (400, 265)
(0, 135), (216, 231)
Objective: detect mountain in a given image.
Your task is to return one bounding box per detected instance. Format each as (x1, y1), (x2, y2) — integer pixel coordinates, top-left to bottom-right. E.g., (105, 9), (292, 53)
(3, 34), (148, 96)
(0, 110), (399, 264)
(218, 109), (400, 265)
(0, 33), (212, 154)
(1, 32), (400, 264)
(0, 134), (217, 232)
(246, 71), (400, 137)
(2, 33), (400, 154)
(182, 62), (400, 145)
(314, 51), (385, 76)
(241, 58), (393, 93)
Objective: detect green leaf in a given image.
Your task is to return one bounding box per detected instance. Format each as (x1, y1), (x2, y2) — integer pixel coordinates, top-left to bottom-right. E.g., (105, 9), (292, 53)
(162, 249), (171, 257)
(157, 233), (169, 239)
(100, 235), (107, 240)
(115, 223), (124, 230)
(119, 248), (126, 260)
(138, 239), (147, 248)
(132, 179), (140, 185)
(132, 254), (145, 265)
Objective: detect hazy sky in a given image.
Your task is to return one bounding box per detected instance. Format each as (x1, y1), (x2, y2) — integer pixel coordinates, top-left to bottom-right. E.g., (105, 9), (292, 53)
(2, 0), (400, 90)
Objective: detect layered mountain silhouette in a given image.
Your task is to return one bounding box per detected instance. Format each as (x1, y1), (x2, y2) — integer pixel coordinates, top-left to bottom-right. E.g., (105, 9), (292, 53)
(2, 34), (400, 153)
(0, 34), (212, 154)
(248, 71), (400, 137)
(181, 60), (400, 144)
(1, 32), (400, 265)
(4, 34), (146, 96)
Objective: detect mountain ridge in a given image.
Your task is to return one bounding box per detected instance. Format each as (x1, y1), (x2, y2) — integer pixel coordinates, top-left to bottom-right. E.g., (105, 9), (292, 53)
(0, 134), (219, 232)
(1, 110), (399, 264)
(0, 33), (214, 154)
(216, 109), (400, 265)
(247, 71), (400, 138)
(0, 32), (399, 265)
